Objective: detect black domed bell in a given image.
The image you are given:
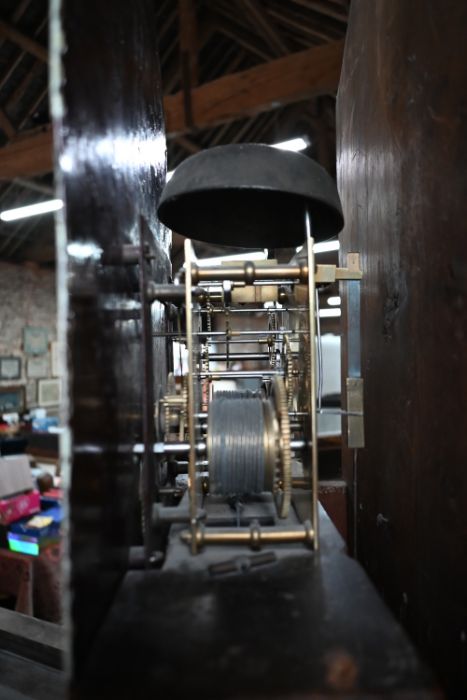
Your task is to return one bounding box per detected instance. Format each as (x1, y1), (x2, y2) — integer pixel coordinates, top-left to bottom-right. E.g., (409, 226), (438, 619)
(157, 144), (344, 248)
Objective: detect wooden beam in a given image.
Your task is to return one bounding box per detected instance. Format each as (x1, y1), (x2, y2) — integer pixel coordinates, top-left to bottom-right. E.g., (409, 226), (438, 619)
(240, 0), (288, 56)
(268, 8), (339, 42)
(208, 112), (247, 147)
(13, 177), (53, 196)
(18, 86), (47, 130)
(0, 0), (31, 52)
(0, 42), (344, 178)
(292, 0), (348, 24)
(0, 129), (52, 179)
(178, 0), (198, 86)
(216, 22), (272, 62)
(0, 17), (47, 93)
(178, 0), (198, 129)
(158, 0), (177, 42)
(0, 108), (15, 139)
(213, 0), (275, 59)
(6, 59), (42, 112)
(174, 135), (200, 154)
(203, 43), (244, 85)
(164, 40), (344, 134)
(163, 19), (215, 94)
(0, 19), (47, 62)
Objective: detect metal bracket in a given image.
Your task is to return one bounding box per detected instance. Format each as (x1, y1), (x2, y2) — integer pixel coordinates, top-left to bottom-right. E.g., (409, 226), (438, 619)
(342, 252), (364, 449)
(315, 255), (362, 284)
(346, 378), (365, 448)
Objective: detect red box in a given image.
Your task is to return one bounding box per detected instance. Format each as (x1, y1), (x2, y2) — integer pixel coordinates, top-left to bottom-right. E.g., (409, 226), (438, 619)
(0, 490), (41, 526)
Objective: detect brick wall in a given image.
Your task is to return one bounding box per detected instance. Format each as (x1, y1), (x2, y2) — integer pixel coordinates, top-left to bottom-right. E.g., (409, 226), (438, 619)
(0, 262), (56, 410)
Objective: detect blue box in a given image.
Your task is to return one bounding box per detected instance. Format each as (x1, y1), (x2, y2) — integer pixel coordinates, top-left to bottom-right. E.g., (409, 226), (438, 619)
(8, 505), (62, 556)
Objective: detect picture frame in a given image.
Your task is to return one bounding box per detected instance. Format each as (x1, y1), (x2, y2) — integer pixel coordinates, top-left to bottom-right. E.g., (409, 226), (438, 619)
(0, 385), (24, 414)
(23, 326), (48, 355)
(27, 355), (49, 379)
(0, 356), (21, 381)
(38, 378), (61, 407)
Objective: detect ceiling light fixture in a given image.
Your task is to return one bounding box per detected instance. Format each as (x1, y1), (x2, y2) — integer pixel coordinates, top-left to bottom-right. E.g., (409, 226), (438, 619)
(0, 199), (63, 222)
(319, 308), (341, 318)
(295, 240), (340, 255)
(313, 239), (340, 253)
(197, 249), (268, 266)
(272, 137), (309, 152)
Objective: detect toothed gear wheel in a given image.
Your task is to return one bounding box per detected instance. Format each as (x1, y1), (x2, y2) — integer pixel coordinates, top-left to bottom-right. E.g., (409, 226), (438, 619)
(179, 375), (189, 441)
(202, 343), (209, 372)
(268, 312), (277, 368)
(272, 375), (292, 518)
(283, 335), (295, 410)
(206, 304), (212, 333)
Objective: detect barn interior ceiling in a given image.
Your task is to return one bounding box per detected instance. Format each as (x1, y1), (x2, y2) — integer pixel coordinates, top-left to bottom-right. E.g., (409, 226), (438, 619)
(0, 0), (348, 265)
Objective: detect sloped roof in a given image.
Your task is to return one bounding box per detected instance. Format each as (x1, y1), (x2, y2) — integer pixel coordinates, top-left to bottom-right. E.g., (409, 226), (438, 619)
(0, 0), (348, 263)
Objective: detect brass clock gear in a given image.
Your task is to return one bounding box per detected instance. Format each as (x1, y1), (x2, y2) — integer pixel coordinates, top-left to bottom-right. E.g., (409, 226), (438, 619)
(271, 375), (292, 518)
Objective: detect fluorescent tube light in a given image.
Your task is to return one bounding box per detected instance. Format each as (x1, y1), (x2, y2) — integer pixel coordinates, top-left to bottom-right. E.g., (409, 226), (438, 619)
(272, 137), (309, 152)
(295, 240), (340, 255)
(327, 296), (341, 306)
(197, 249), (268, 266)
(313, 240), (340, 253)
(319, 308), (341, 318)
(67, 242), (103, 260)
(0, 199), (63, 222)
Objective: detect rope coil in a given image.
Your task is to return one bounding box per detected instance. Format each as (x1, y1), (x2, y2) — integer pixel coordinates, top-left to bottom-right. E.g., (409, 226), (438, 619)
(208, 395), (265, 497)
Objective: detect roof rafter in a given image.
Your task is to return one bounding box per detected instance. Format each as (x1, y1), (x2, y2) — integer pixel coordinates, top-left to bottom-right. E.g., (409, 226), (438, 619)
(0, 128), (52, 179)
(215, 22), (273, 62)
(267, 6), (339, 42)
(164, 40), (344, 134)
(239, 0), (289, 57)
(292, 0), (348, 24)
(0, 107), (15, 139)
(0, 18), (47, 62)
(178, 0), (198, 86)
(0, 40), (344, 178)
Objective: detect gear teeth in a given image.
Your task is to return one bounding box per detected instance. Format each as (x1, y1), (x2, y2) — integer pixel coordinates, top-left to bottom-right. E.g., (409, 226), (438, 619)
(283, 335), (295, 410)
(202, 343), (209, 372)
(272, 375), (292, 518)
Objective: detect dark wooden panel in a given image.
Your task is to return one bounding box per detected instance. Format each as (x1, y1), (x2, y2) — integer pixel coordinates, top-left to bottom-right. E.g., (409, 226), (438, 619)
(319, 479), (347, 543)
(337, 1), (467, 696)
(51, 0), (169, 678)
(76, 510), (436, 699)
(0, 607), (63, 669)
(0, 649), (65, 700)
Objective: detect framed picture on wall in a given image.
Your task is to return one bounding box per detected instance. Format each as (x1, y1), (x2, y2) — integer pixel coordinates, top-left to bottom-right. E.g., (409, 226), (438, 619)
(38, 378), (61, 407)
(0, 386), (24, 413)
(0, 356), (21, 380)
(23, 326), (48, 355)
(27, 356), (49, 379)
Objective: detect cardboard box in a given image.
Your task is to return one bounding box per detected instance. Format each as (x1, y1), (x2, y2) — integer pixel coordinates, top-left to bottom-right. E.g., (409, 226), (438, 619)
(0, 455), (33, 499)
(0, 489), (40, 525)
